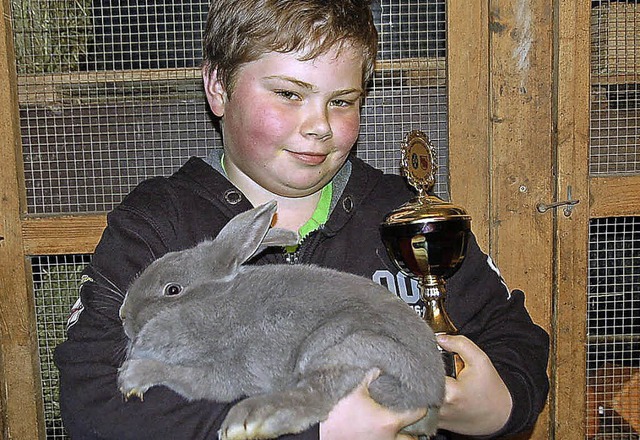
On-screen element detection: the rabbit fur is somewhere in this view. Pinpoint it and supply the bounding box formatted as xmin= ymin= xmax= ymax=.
xmin=118 ymin=201 xmax=445 ymax=440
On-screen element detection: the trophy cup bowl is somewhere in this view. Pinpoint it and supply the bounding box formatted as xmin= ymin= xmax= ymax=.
xmin=380 ymin=200 xmax=470 ymax=281
xmin=380 ymin=131 xmax=471 ymax=377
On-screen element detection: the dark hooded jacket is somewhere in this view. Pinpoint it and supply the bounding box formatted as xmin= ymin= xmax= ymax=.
xmin=55 ymin=154 xmax=549 ymax=439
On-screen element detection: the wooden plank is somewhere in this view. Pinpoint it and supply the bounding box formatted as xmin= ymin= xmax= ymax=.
xmin=488 ymin=1 xmax=554 ymax=438
xmin=488 ymin=1 xmax=555 ymax=314
xmin=17 ymin=58 xmax=446 ymax=106
xmin=16 ymin=58 xmax=444 ymax=86
xmin=554 ymin=1 xmax=591 ymax=439
xmin=19 ymin=67 xmax=202 ymax=86
xmin=17 ymin=68 xmax=203 ymax=106
xmin=0 ymin=0 xmax=45 ymax=437
xmin=447 ymin=0 xmax=490 ymax=251
xmin=22 ymin=215 xmax=107 ymax=255
xmin=592 ymin=73 xmax=640 ymax=85
xmin=590 ymin=175 xmax=640 ymax=218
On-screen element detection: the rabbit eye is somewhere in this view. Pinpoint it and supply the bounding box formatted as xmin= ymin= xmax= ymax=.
xmin=163 ymin=283 xmax=183 ymax=296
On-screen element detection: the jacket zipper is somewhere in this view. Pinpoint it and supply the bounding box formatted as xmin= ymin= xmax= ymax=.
xmin=284 ymin=226 xmax=324 ymax=264
xmin=284 ymin=249 xmax=300 ymax=265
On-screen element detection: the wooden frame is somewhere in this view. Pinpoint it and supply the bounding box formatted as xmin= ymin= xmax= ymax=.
xmin=553 ymin=1 xmax=590 ymax=438
xmin=449 ymin=1 xmax=555 ymax=438
xmin=0 ymin=0 xmax=45 ymax=437
xmin=448 ymin=1 xmax=491 ymax=251
xmin=590 ymin=175 xmax=640 ymax=218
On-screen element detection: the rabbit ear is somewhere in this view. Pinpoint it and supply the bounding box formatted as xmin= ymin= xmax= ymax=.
xmin=214 ymin=200 xmax=284 ymax=267
xmin=257 ymin=227 xmax=299 ymax=253
xmin=243 ymin=204 xmax=300 ymax=256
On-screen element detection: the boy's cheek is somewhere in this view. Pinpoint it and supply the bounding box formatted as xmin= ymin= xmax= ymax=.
xmin=339 ymin=115 xmax=363 ymax=144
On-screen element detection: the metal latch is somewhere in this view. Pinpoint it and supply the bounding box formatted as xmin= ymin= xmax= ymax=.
xmin=536 ymin=186 xmax=580 ymax=217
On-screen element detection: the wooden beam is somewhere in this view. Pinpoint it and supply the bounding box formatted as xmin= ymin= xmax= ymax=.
xmin=487 ymin=2 xmax=555 ymax=302
xmin=0 ymin=0 xmax=45 ymax=437
xmin=589 ymin=175 xmax=640 ymax=218
xmin=22 ymin=215 xmax=106 ymax=255
xmin=17 ymin=58 xmax=446 ymax=105
xmin=447 ymin=0 xmax=490 ymax=251
xmin=553 ymin=0 xmax=591 ymax=439
xmin=488 ymin=1 xmax=555 ymax=438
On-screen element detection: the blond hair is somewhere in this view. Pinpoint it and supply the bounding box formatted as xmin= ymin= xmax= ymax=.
xmin=203 ymin=0 xmax=378 ymax=93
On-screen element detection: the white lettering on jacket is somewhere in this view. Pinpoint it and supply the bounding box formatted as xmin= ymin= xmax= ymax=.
xmin=372 ymin=270 xmax=420 ymax=303
xmin=65 ymin=274 xmax=93 ymax=330
xmin=486 ymin=255 xmax=511 ymax=299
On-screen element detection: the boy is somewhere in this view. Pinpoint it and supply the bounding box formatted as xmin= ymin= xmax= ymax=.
xmin=55 ymin=0 xmax=549 ymax=438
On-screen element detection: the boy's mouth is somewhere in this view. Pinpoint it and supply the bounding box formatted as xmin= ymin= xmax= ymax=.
xmin=288 ymin=151 xmax=328 ymax=166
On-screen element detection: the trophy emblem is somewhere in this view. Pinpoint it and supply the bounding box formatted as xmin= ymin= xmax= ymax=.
xmin=380 ymin=130 xmax=471 ymax=377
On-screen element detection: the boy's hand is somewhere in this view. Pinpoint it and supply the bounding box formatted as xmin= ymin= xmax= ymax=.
xmin=320 ymin=369 xmax=427 ymax=440
xmin=436 ymin=335 xmax=513 ymax=436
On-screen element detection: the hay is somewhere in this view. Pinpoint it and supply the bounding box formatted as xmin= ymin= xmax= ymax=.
xmin=11 ymin=0 xmax=93 ymax=74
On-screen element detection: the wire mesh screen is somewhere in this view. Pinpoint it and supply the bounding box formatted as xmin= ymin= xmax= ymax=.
xmin=12 ymin=0 xmax=448 ymax=215
xmin=590 ymin=1 xmax=640 ymax=175
xmin=586 ymin=217 xmax=640 ymax=439
xmin=589 ymin=3 xmax=639 ymax=438
xmin=31 ymin=255 xmax=92 ymax=440
xmin=363 ymin=0 xmax=448 ymax=196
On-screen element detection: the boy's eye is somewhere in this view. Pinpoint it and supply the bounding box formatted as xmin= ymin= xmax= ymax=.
xmin=330 ymin=99 xmax=356 ymax=108
xmin=275 ymin=90 xmax=301 ymax=101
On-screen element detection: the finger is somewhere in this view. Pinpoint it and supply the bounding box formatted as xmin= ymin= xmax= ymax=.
xmin=441 ymin=376 xmax=459 ymax=406
xmin=398 ymin=406 xmax=428 ymax=422
xmin=356 ymin=368 xmax=383 ymax=399
xmin=436 ymin=335 xmax=482 ymax=366
xmin=395 ymin=406 xmax=429 ymax=435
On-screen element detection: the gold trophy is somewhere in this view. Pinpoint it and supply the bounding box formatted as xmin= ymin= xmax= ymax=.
xmin=380 ymin=130 xmax=470 ymax=377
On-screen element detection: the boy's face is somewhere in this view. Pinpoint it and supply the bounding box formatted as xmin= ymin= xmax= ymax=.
xmin=204 ymin=45 xmax=365 ymax=198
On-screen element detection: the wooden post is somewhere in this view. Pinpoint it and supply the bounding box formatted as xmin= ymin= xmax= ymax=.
xmin=488 ymin=1 xmax=554 ymax=438
xmin=553 ymin=0 xmax=590 ymax=438
xmin=448 ymin=1 xmax=491 ymax=251
xmin=0 ymin=0 xmax=45 ymax=437
xmin=450 ymin=0 xmax=556 ymax=438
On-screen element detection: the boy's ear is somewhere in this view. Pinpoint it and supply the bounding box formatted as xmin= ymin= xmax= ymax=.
xmin=202 ymin=66 xmax=227 ymax=117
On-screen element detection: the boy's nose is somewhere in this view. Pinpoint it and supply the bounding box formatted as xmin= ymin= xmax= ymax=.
xmin=302 ymin=106 xmax=333 ymax=141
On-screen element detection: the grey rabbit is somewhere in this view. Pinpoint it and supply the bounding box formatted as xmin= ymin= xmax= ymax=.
xmin=118 ymin=200 xmax=445 ymax=440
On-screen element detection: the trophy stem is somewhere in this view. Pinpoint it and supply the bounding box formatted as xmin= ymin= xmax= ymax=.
xmin=420 ymin=276 xmax=464 ymax=377
xmin=420 ymin=276 xmax=458 ymax=335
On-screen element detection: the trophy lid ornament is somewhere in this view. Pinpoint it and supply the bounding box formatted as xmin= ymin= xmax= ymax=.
xmin=385 ymin=130 xmax=471 ymax=226
xmin=402 ymin=129 xmax=437 ymax=196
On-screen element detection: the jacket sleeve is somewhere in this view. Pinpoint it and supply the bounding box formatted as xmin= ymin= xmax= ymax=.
xmin=446 ymin=233 xmax=550 ymax=437
xmin=54 ymin=201 xmax=320 ymax=440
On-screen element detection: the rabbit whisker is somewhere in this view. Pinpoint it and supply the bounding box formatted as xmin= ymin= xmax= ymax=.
xmin=91 ymin=267 xmax=126 ymax=299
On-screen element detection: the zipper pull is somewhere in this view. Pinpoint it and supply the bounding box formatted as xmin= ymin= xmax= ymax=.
xmin=285 ymin=250 xmax=300 ymax=265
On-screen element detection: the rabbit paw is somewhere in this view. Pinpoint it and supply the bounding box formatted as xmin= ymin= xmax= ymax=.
xmin=219 ymin=395 xmax=321 ymax=440
xmin=117 ymin=358 xmax=164 ymax=401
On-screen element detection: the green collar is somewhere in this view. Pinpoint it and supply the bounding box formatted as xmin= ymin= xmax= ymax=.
xmin=286 ymin=182 xmax=333 ymax=252
xmin=298 ymin=182 xmax=333 ymax=239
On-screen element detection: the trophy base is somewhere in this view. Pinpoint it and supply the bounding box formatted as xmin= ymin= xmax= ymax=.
xmin=440 ymin=348 xmax=464 ymax=378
